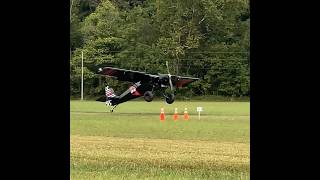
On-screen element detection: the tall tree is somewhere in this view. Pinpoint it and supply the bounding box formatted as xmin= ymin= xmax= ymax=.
xmin=70 ymin=0 xmax=250 ymax=98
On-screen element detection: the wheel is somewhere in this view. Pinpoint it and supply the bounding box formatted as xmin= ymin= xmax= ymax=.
xmin=144 ymin=91 xmax=154 ymax=102
xmin=165 ymin=93 xmax=175 ymax=104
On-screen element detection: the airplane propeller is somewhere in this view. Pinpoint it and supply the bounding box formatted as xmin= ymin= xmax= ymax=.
xmin=166 ymin=61 xmax=174 ymax=92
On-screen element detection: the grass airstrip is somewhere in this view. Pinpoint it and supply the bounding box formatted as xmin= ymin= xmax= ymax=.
xmin=70 ymin=100 xmax=250 ymax=179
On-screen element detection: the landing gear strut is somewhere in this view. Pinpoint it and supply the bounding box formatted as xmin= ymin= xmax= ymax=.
xmin=110 ymin=105 xmax=118 ymax=113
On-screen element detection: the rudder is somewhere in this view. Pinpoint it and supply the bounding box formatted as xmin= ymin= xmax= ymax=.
xmin=105 ymin=86 xmax=118 ymax=106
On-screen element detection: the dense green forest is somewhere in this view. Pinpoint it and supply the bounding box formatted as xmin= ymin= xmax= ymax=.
xmin=70 ymin=0 xmax=250 ymax=98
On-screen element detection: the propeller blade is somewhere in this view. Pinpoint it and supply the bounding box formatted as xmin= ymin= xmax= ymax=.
xmin=165 ymin=61 xmax=173 ymax=91
xmin=166 ymin=61 xmax=170 ymax=74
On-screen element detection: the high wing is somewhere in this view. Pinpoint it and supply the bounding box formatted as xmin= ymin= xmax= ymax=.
xmin=157 ymin=74 xmax=199 ymax=88
xmin=171 ymin=76 xmax=199 ymax=88
xmin=98 ymin=67 xmax=199 ymax=88
xmin=98 ymin=67 xmax=156 ymax=83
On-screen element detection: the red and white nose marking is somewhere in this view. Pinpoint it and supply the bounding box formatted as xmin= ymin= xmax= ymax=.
xmin=130 ymin=86 xmax=136 ymax=94
xmin=129 ymin=85 xmax=140 ymax=96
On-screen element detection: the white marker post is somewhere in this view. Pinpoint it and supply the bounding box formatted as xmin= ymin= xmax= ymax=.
xmin=197 ymin=107 xmax=203 ymax=120
xmin=81 ymin=51 xmax=84 ymax=101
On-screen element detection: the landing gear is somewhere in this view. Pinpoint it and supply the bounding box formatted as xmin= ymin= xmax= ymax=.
xmin=110 ymin=105 xmax=118 ymax=113
xmin=165 ymin=93 xmax=175 ymax=104
xmin=144 ymin=91 xmax=154 ymax=102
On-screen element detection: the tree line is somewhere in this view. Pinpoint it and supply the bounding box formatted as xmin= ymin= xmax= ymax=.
xmin=70 ymin=0 xmax=250 ymax=98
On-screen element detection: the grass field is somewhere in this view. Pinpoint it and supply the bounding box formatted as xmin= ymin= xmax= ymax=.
xmin=70 ymin=100 xmax=250 ymax=179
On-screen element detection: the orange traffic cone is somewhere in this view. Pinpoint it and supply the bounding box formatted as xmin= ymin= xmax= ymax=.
xmin=183 ymin=108 xmax=189 ymax=121
xmin=173 ymin=108 xmax=179 ymax=121
xmin=160 ymin=107 xmax=165 ymax=121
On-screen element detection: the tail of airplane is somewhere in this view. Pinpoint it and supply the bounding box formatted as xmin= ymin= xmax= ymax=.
xmin=105 ymin=86 xmax=116 ymax=99
xmin=105 ymin=86 xmax=119 ymax=106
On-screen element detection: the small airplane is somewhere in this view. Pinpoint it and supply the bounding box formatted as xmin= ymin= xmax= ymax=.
xmin=96 ymin=62 xmax=199 ymax=112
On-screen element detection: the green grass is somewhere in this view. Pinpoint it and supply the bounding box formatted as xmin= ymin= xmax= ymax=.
xmin=71 ymin=100 xmax=250 ymax=179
